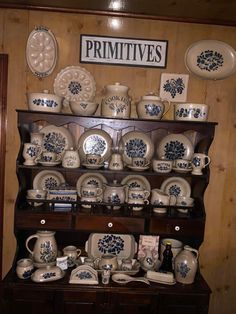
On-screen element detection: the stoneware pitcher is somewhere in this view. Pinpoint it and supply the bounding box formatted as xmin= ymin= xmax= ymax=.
xmin=174 ymin=245 xmax=199 ymax=284
xmin=25 ymin=230 xmax=58 ymax=264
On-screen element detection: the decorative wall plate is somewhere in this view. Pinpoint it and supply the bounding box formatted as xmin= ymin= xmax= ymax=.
xmin=157 ymin=133 xmax=194 ymax=160
xmin=78 ymin=129 xmax=113 ymax=162
xmin=76 ymin=173 xmax=107 ymax=196
xmin=85 ymin=233 xmax=137 ymax=259
xmin=53 ymin=65 xmax=96 ymax=101
xmin=160 ymin=73 xmax=189 ymax=102
xmin=119 ymin=131 xmax=154 ymax=165
xmin=121 ymin=175 xmax=151 ymax=192
xmin=26 ymin=26 xmax=58 ymax=78
xmin=33 ymin=170 xmax=65 ymax=190
xmin=185 ymin=40 xmax=236 ymax=80
xmin=160 ymin=177 xmax=191 ymax=198
xmin=39 ymin=125 xmax=74 ymax=155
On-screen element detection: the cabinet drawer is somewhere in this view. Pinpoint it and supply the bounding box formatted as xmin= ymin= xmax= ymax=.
xmin=149 ymin=218 xmax=205 ymax=236
xmin=75 ymin=215 xmax=145 ymax=233
xmin=15 ymin=212 xmax=72 ymax=230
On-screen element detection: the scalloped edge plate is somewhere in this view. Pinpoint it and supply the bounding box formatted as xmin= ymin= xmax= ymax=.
xmin=33 ymin=170 xmax=65 ymax=190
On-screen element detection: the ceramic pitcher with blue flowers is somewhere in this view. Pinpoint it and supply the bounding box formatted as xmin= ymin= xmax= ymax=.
xmin=174 ymin=245 xmax=198 ymax=284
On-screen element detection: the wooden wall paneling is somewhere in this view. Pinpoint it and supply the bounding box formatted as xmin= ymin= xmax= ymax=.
xmin=0 ymin=54 xmax=8 ymax=279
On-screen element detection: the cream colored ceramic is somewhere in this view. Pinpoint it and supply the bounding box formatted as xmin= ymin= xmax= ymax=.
xmin=80 ymin=195 xmax=102 ymax=208
xmin=69 ymin=101 xmax=98 ymax=116
xmin=151 ymin=188 xmax=176 ymax=213
xmin=31 ymin=265 xmax=65 ymax=282
xmin=16 ymin=258 xmax=34 ymax=279
xmin=96 ymin=253 xmax=118 ymax=271
xmin=127 ymin=197 xmax=149 ymax=211
xmin=108 ymin=153 xmax=124 ymax=170
xmin=101 ymin=82 xmax=131 ymax=118
xmin=103 ymin=180 xmax=127 ymax=209
xmin=132 ymin=157 xmax=150 ymax=168
xmin=27 ymin=90 xmax=62 ymax=113
xmin=81 ymin=183 xmax=103 ymax=198
xmin=176 ymin=196 xmax=194 ymax=207
xmin=22 ymin=143 xmax=42 ymax=166
xmin=136 ymin=93 xmax=170 ymax=120
xmin=84 ymin=257 xmax=96 ymax=268
xmin=62 ymin=148 xmax=80 ymax=168
xmin=152 ymin=159 xmax=173 ymax=173
xmin=40 ymin=151 xmax=61 ymax=163
xmin=121 ymin=258 xmax=133 ymax=271
xmin=63 ymin=245 xmax=81 ymax=267
xmin=30 ymin=132 xmax=44 ymax=147
xmin=127 ymin=186 xmax=150 ymax=202
xmin=174 ymin=245 xmax=199 ymax=284
xmin=86 ymin=153 xmax=104 ymax=165
xmin=191 ymin=153 xmax=211 ymax=175
xmin=174 ymin=103 xmax=209 ymax=121
xmin=140 ymin=248 xmax=155 ymax=270
xmin=26 ymin=189 xmax=47 ymax=207
xmin=25 ymin=230 xmax=58 ymax=265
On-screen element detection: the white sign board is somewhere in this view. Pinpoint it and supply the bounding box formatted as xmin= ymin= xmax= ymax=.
xmin=80 ymin=34 xmax=168 ymax=68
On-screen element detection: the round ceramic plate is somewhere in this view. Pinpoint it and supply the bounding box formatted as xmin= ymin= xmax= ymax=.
xmin=26 ymin=26 xmax=58 ymax=78
xmin=76 ymin=173 xmax=108 ymax=196
xmin=160 ymin=177 xmax=191 ymax=198
xmin=119 ymin=131 xmax=154 ymax=165
xmin=53 ymin=65 xmax=96 ymax=101
xmin=39 ymin=125 xmax=75 ymax=155
xmin=157 ymin=133 xmax=194 ymax=161
xmin=78 ymin=129 xmax=113 ymax=162
xmin=185 ymin=39 xmax=236 ymax=80
xmin=33 ymin=170 xmax=65 ymax=190
xmin=121 ymin=175 xmax=151 ymax=192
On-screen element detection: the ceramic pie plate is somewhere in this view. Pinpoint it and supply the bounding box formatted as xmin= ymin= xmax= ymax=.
xmin=185 ymin=39 xmax=236 ymax=80
xmin=121 ymin=175 xmax=151 ymax=192
xmin=76 ymin=173 xmax=107 ymax=196
xmin=157 ymin=133 xmax=194 ymax=161
xmin=119 ymin=131 xmax=154 ymax=165
xmin=33 ymin=170 xmax=65 ymax=190
xmin=40 ymin=125 xmax=75 ymax=156
xmin=160 ymin=177 xmax=191 ymax=200
xmin=26 ymin=26 xmax=57 ymax=78
xmin=53 ymin=65 xmax=96 ymax=101
xmin=85 ymin=233 xmax=137 ymax=259
xmin=78 ymin=129 xmax=113 ymax=162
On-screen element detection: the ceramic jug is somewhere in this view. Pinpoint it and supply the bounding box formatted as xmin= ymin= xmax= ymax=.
xmin=62 ymin=147 xmax=80 ymax=168
xmin=96 ymin=253 xmax=118 ymax=271
xmin=25 ymin=230 xmax=58 ymax=264
xmin=174 ymin=245 xmax=199 ymax=284
xmin=101 ymin=82 xmax=131 ymax=118
xmin=108 ymin=153 xmax=124 ymax=170
xmin=103 ymin=180 xmax=127 ymax=209
xmin=136 ymin=92 xmax=170 ymax=120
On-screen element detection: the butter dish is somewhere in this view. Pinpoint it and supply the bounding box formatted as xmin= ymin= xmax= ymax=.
xmin=31 ymin=265 xmax=65 ymax=283
xmin=146 ymin=270 xmax=176 ymax=285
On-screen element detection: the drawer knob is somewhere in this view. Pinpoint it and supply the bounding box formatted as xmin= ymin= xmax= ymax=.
xmin=40 ymin=219 xmax=46 ymax=225
xmin=108 ymin=222 xmax=113 ymax=228
xmin=175 ymin=225 xmax=180 ymax=231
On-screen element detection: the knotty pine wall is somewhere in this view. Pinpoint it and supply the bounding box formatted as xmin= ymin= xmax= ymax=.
xmin=0 ymin=8 xmax=236 ymax=314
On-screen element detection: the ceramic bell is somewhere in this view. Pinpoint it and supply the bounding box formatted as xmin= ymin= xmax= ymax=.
xmin=108 ymin=153 xmax=124 ymax=170
xmin=62 ymin=147 xmax=80 ymax=168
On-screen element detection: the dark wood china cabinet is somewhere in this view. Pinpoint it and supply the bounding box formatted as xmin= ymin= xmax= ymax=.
xmin=1 ymin=109 xmax=217 ymax=314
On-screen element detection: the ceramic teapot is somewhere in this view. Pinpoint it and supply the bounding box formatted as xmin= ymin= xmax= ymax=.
xmin=25 ymin=230 xmax=58 ymax=265
xmin=174 ymin=245 xmax=199 ymax=284
xmin=101 ymin=82 xmax=131 ymax=118
xmin=103 ymin=180 xmax=127 ymax=209
xmin=136 ymin=92 xmax=170 ymax=120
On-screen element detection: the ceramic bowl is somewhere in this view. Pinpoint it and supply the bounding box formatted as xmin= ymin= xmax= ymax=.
xmin=69 ymin=101 xmax=98 ymax=116
xmin=27 ymin=90 xmax=63 ymax=113
xmin=174 ymin=103 xmax=209 ymax=121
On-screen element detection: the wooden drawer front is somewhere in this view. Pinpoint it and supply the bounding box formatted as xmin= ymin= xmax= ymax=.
xmin=75 ymin=216 xmax=145 ymax=233
xmin=149 ymin=219 xmax=205 ymax=237
xmin=15 ymin=212 xmax=72 ymax=230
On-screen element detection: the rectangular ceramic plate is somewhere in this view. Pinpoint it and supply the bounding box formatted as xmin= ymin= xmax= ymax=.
xmin=85 ymin=233 xmax=137 ymax=259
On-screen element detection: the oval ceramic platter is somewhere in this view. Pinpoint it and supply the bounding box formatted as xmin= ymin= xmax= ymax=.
xmin=53 ymin=65 xmax=96 ymax=102
xmin=119 ymin=131 xmax=154 ymax=165
xmin=157 ymin=133 xmax=194 ymax=161
xmin=33 ymin=170 xmax=65 ymax=190
xmin=78 ymin=129 xmax=113 ymax=162
xmin=76 ymin=173 xmax=108 ymax=196
xmin=121 ymin=175 xmax=151 ymax=192
xmin=26 ymin=26 xmax=58 ymax=78
xmin=185 ymin=40 xmax=236 ymax=80
xmin=39 ymin=125 xmax=75 ymax=155
xmin=160 ymin=177 xmax=191 ymax=199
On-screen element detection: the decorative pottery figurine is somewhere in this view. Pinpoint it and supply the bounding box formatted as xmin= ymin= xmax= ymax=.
xmin=101 ymin=82 xmax=131 ymax=118
xmin=103 ymin=180 xmax=127 ymax=209
xmin=25 ymin=230 xmax=58 ymax=265
xmin=174 ymin=245 xmax=199 ymax=284
xmin=108 ymin=153 xmax=124 ymax=170
xmin=62 ymin=147 xmax=80 ymax=168
xmin=136 ymin=92 xmax=170 ymax=120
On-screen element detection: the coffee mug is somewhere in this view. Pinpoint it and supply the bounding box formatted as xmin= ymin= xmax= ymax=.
xmin=41 ymin=151 xmax=60 ymax=162
xmin=86 ymin=154 xmax=104 ymax=165
xmin=132 ymin=157 xmax=149 ymax=168
xmin=81 ymin=184 xmax=103 ymax=198
xmin=127 ymin=187 xmax=150 ymax=201
xmin=96 ymin=253 xmax=118 ymax=271
xmin=191 ymin=153 xmax=211 ymax=175
xmin=63 ymin=245 xmax=81 ymax=267
xmin=174 ymin=159 xmax=192 ymax=170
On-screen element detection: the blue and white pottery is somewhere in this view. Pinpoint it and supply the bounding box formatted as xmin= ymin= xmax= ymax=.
xmin=27 ymin=90 xmax=63 ymax=113
xmin=137 ymin=93 xmax=170 ymax=120
xmin=174 ymin=103 xmax=209 ymax=121
xmin=16 ymin=258 xmax=34 ymax=279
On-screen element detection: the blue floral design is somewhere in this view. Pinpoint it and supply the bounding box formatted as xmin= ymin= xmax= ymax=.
xmin=108 ymin=194 xmax=120 ymax=204
xmin=44 ymin=177 xmax=59 ymax=190
xmin=164 ymin=140 xmax=186 ymax=160
xmin=176 ymin=108 xmax=206 ymax=119
xmin=23 ymin=269 xmax=33 ymax=279
xmin=197 ymin=50 xmax=224 ymax=72
xmin=168 ymin=184 xmax=181 ymax=197
xmin=163 ymin=78 xmax=185 ymax=98
xmin=26 ymin=146 xmax=37 ymax=157
xmin=84 ymin=136 xmax=106 ymax=155
xmin=43 ymin=132 xmax=66 ymax=154
xmin=125 ymin=138 xmax=147 ymax=158
xmin=40 ymin=241 xmax=56 ymax=263
xmin=98 ymin=234 xmax=124 ymax=254
xmin=144 ymin=104 xmax=162 ymax=116
xmin=192 ymin=156 xmax=201 ymax=167
xmin=42 ymin=272 xmax=56 ymax=279
xmin=68 ymin=81 xmax=82 ymax=95
xmin=77 ymin=271 xmax=93 ymax=280
xmin=176 ymin=262 xmax=191 ymax=278
xmin=32 ymin=99 xmax=59 ymax=108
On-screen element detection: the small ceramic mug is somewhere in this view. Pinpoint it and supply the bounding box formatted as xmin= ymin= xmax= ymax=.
xmin=16 ymin=258 xmax=34 ymax=279
xmin=86 ymin=154 xmax=104 ymax=165
xmin=22 ymin=143 xmax=42 ymax=166
xmin=81 ymin=184 xmax=103 ymax=198
xmin=96 ymin=253 xmax=118 ymax=271
xmin=128 ymin=187 xmax=150 ymax=201
xmin=174 ymin=159 xmax=192 ymax=170
xmin=41 ymin=151 xmax=60 ymax=162
xmin=63 ymin=245 xmax=81 ymax=267
xmin=191 ymin=153 xmax=211 ymax=175
xmin=132 ymin=157 xmax=149 ymax=168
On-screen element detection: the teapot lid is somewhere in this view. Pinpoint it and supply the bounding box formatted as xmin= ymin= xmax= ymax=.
xmin=105 ymin=82 xmax=129 ymax=91
xmin=105 ymin=180 xmax=123 ymax=187
xmin=141 ymin=92 xmax=161 ymax=100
